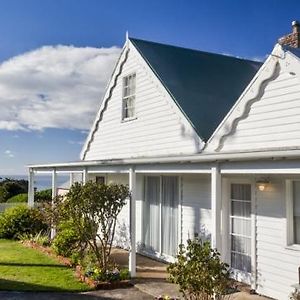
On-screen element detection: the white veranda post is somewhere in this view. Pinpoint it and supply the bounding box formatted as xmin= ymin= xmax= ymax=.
xmin=82 ymin=168 xmax=88 ymax=184
xmin=51 ymin=169 xmax=57 ymax=239
xmin=211 ymin=165 xmax=222 ymax=251
xmin=28 ymin=169 xmax=35 ymax=207
xmin=129 ymin=167 xmax=136 ymax=277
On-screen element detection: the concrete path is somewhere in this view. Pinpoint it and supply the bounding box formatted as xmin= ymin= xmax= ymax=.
xmin=0 ymin=287 xmax=153 ymax=300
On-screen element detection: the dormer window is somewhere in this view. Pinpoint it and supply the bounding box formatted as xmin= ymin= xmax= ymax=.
xmin=122 ymin=73 xmax=136 ymax=120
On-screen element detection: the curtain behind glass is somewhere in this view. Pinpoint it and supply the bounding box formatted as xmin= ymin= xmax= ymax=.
xmin=162 ymin=176 xmax=179 ymax=256
xmin=142 ymin=176 xmax=160 ymax=252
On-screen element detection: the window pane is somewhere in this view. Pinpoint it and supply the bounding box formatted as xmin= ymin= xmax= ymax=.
xmin=124 ymin=86 xmax=129 ymax=97
xmin=96 ymin=176 xmax=105 ymax=184
xmin=231 ymin=200 xmax=251 ymax=217
xmin=231 ymin=184 xmax=251 ymax=201
xmin=122 ymin=74 xmax=136 ymax=119
xmin=231 ymin=218 xmax=251 ymax=236
xmin=231 ymin=235 xmax=251 ymax=254
xmin=231 ymin=252 xmax=251 ymax=273
xmin=294 ymin=182 xmax=300 ymax=244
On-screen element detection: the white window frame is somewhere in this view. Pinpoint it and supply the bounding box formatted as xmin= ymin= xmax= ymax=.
xmin=286 ymin=179 xmax=300 ymax=249
xmin=223 ymin=178 xmax=255 ymax=287
xmin=122 ymin=73 xmax=136 ymax=121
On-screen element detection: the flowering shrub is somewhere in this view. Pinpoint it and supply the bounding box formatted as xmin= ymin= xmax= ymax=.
xmin=84 ymin=265 xmax=130 ymax=282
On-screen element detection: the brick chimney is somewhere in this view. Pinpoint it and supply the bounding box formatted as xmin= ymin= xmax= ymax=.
xmin=278 ymin=21 xmax=300 ymax=48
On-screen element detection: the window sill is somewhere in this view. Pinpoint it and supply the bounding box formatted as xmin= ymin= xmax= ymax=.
xmin=121 ymin=117 xmax=137 ymax=123
xmin=285 ymin=244 xmax=300 ymax=252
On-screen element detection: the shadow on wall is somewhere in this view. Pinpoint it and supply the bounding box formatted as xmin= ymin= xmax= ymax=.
xmin=180 ymin=124 xmax=203 ymax=153
xmin=114 ymin=221 xmax=130 ymax=250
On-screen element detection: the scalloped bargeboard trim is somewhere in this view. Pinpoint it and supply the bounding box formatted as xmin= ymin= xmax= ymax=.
xmin=214 ymin=59 xmax=280 ymax=152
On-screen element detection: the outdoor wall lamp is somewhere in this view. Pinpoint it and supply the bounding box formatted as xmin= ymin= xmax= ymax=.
xmin=256 ymin=178 xmax=270 ymax=191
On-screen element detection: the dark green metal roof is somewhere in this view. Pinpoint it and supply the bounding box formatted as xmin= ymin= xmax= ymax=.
xmin=130 ymin=38 xmax=262 ymax=141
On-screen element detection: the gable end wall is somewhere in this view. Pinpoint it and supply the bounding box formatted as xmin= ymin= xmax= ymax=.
xmin=83 ymin=42 xmax=204 ymax=161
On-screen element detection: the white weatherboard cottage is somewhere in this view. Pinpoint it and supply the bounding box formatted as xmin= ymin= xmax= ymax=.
xmin=28 ymin=22 xmax=300 ymax=299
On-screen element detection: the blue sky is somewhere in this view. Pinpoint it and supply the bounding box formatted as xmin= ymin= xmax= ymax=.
xmin=0 ymin=0 xmax=300 ymax=174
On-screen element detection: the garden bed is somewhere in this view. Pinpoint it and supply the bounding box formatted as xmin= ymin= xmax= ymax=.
xmin=23 ymin=241 xmax=132 ymax=290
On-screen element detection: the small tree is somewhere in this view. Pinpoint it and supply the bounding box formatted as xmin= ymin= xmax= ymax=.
xmin=51 ymin=181 xmax=130 ymax=272
xmin=167 ymin=238 xmax=231 ymax=300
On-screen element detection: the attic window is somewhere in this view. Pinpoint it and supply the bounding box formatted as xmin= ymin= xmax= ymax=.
xmin=122 ymin=74 xmax=136 ymax=120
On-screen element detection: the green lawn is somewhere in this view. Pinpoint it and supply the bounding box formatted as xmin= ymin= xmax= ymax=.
xmin=0 ymin=239 xmax=90 ymax=292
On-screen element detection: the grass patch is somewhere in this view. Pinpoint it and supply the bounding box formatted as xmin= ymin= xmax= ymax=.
xmin=0 ymin=239 xmax=90 ymax=292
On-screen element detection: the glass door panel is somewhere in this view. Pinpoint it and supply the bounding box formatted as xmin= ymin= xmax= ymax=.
xmin=142 ymin=176 xmax=160 ymax=252
xmin=230 ymin=183 xmax=251 ymax=273
xmin=162 ymin=176 xmax=179 ymax=256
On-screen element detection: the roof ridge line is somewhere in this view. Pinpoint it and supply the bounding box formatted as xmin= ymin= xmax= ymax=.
xmin=129 ymin=37 xmax=262 ymax=64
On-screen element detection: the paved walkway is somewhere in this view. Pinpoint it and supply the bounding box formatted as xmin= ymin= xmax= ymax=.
xmin=0 ymin=288 xmax=153 ymax=300
xmin=111 ymin=248 xmax=271 ymax=300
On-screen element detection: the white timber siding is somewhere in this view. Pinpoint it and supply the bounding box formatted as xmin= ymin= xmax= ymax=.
xmin=206 ymin=48 xmax=300 ymax=153
xmin=219 ymin=69 xmax=300 ymax=152
xmin=83 ymin=41 xmax=203 ymax=160
xmin=181 ymin=174 xmax=211 ymax=243
xmin=256 ymin=177 xmax=300 ymax=300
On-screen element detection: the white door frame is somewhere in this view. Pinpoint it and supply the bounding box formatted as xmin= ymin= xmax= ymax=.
xmin=222 ymin=177 xmax=256 ymax=287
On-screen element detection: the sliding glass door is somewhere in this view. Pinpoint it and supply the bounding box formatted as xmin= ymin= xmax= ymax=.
xmin=142 ymin=176 xmax=179 ymax=257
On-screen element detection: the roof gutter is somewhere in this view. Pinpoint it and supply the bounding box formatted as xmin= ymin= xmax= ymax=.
xmin=28 ymin=148 xmax=300 ymax=169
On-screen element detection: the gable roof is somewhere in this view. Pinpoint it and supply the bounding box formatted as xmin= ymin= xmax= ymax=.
xmin=130 ymin=38 xmax=262 ymax=141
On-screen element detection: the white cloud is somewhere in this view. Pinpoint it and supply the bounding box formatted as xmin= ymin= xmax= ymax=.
xmin=68 ymin=140 xmax=84 ymax=145
xmin=0 ymin=45 xmax=121 ymax=131
xmin=4 ymin=150 xmax=14 ymax=158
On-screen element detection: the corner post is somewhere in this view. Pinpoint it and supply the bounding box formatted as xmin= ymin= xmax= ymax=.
xmin=82 ymin=167 xmax=88 ymax=184
xmin=211 ymin=165 xmax=222 ymax=251
xmin=129 ymin=167 xmax=136 ymax=277
xmin=51 ymin=169 xmax=57 ymax=239
xmin=69 ymin=173 xmax=74 ymax=188
xmin=28 ymin=168 xmax=35 ymax=207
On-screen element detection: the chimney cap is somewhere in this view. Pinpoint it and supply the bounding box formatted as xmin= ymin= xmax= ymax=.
xmin=292 ymin=20 xmax=300 ymax=27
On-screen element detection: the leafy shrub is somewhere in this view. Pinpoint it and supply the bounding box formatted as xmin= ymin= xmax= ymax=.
xmin=52 ymin=220 xmax=86 ymax=258
xmin=167 ymin=238 xmax=231 ymax=300
xmin=50 ymin=181 xmax=130 ymax=272
xmin=6 ymin=193 xmax=28 ymax=203
xmin=0 ymin=178 xmax=28 ymax=202
xmin=0 ymin=205 xmax=48 ymax=239
xmin=35 ymin=189 xmax=52 ymax=203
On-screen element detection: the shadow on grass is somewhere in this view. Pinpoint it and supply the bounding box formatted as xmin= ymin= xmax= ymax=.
xmin=0 ymin=279 xmax=117 ymax=299
xmin=0 ymin=278 xmax=89 ymax=293
xmin=0 ymin=262 xmax=68 ymax=268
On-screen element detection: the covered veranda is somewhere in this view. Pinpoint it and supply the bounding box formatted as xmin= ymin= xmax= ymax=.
xmin=27 ymin=149 xmax=300 ymax=278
